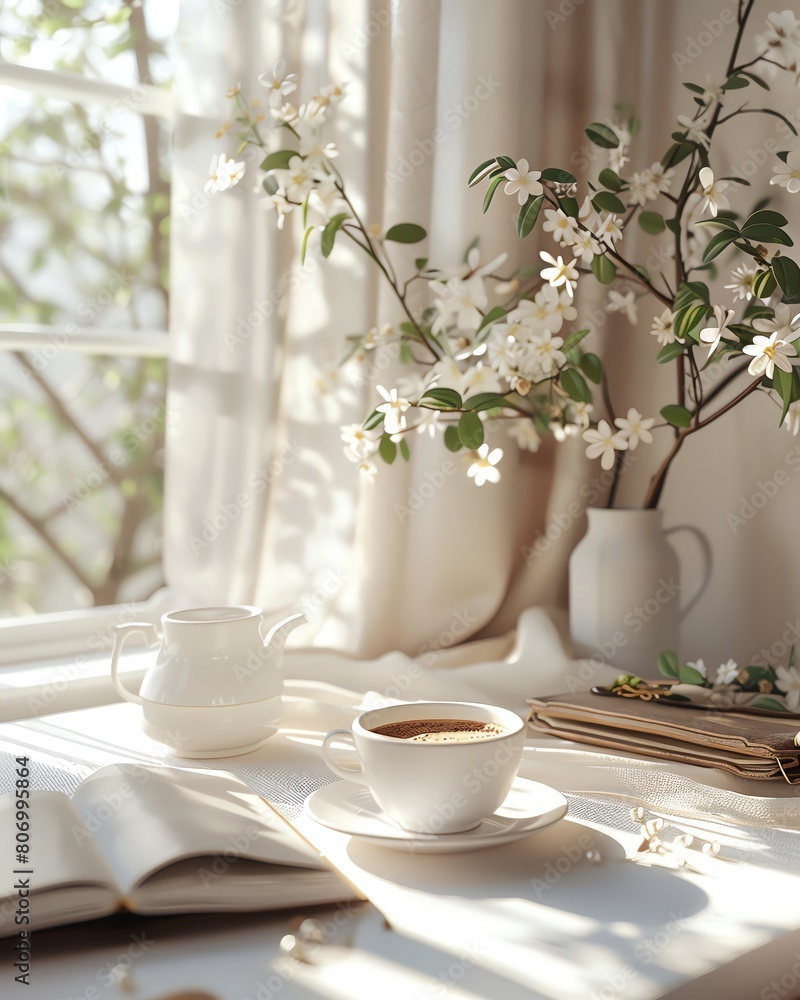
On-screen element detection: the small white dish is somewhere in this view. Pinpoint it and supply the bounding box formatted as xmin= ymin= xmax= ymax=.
xmin=304 ymin=776 xmax=568 ymax=853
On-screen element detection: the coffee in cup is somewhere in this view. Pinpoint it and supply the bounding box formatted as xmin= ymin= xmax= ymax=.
xmin=321 ymin=701 xmax=524 ymax=834
xmin=370 ymin=719 xmax=508 ymax=742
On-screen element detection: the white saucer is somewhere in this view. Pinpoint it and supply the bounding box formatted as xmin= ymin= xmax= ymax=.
xmin=304 ymin=776 xmax=568 ymax=853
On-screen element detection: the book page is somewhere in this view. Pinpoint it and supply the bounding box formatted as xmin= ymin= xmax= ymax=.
xmin=0 ymin=791 xmax=118 ymax=935
xmin=70 ymin=764 xmax=343 ymax=902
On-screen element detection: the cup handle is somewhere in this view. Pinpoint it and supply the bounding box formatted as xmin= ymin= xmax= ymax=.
xmin=110 ymin=622 xmax=159 ymax=706
xmin=665 ymin=525 xmax=713 ymax=619
xmin=321 ymin=730 xmax=369 ymax=784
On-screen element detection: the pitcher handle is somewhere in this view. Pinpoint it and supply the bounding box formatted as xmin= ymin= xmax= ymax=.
xmin=110 ymin=622 xmax=158 ymax=705
xmin=665 ymin=525 xmax=712 ymax=618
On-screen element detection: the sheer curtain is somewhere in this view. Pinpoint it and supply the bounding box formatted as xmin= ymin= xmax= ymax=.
xmin=166 ymin=0 xmax=800 ymax=671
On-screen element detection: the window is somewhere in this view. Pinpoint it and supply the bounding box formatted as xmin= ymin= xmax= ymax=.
xmin=0 ymin=0 xmax=178 ymax=617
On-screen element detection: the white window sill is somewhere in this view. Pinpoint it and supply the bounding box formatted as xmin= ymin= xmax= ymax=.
xmin=0 ymin=587 xmax=189 ymax=722
xmin=0 ymin=650 xmax=151 ymax=723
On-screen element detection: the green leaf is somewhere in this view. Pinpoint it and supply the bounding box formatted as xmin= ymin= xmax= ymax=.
xmin=661 ymin=142 xmax=694 ymax=170
xmin=476 ymin=306 xmax=508 ymax=341
xmin=562 ymin=328 xmax=591 ymax=352
xmin=421 ymin=387 xmax=463 ymax=409
xmin=444 ymin=425 xmax=463 ymax=452
xmin=723 ymin=74 xmax=750 ymax=90
xmin=738 ymin=70 xmax=770 ymax=90
xmin=561 ymin=196 xmax=579 ymax=218
xmin=540 ymin=167 xmax=577 ymax=185
xmin=468 ymin=157 xmax=497 ymax=187
xmin=751 ymin=696 xmax=790 ymax=713
xmin=260 ymin=149 xmax=299 ymax=172
xmin=482 ymin=175 xmax=504 ymax=214
xmin=773 ymin=256 xmax=800 ymax=301
xmin=496 ymin=155 xmax=517 ymax=170
xmin=675 ymin=303 xmax=712 ymax=340
xmin=585 ymin=122 xmax=620 ymax=148
xmin=300 ymin=225 xmax=315 ymax=265
xmin=385 ymin=223 xmax=427 ymax=244
xmin=321 ymin=213 xmax=350 ymax=258
xmin=379 ymin=434 xmax=397 ymax=464
xmin=262 ymin=174 xmax=279 ymax=196
xmin=755 ymin=109 xmax=798 ymax=136
xmin=678 ymin=663 xmax=707 ymax=685
xmin=661 ymin=404 xmax=692 ymax=428
xmin=363 ymin=409 xmax=385 ymax=431
xmin=517 ymin=194 xmax=544 ymax=239
xmin=695 ymin=216 xmax=740 ymax=231
xmin=458 ymin=411 xmax=484 ymax=449
xmin=682 ymin=83 xmax=706 ymax=94
xmin=702 ymin=229 xmax=740 ymax=263
xmin=598 ymin=168 xmax=623 ymax=192
xmin=752 ymin=269 xmax=777 ymax=300
xmin=399 ymin=438 xmax=410 ymax=461
xmin=745 ymin=210 xmax=790 ymax=229
xmin=580 ymin=353 xmax=602 ymax=384
xmin=462 ymin=392 xmax=508 ymax=412
xmin=638 ymin=211 xmax=666 ymax=235
xmin=740 ymin=223 xmax=794 ymax=247
xmin=591 ymin=254 xmax=617 ymax=284
xmin=592 ymin=191 xmax=626 ymax=215
xmin=774 ymin=366 xmax=796 ymax=424
xmin=657 ymin=342 xmax=686 ymax=364
xmin=415 ymin=257 xmax=429 ymax=271
xmin=560 ymin=368 xmax=592 ymax=404
xmin=658 ymin=650 xmax=679 ymax=679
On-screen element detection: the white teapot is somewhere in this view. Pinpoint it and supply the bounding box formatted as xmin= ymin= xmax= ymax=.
xmin=110 ymin=606 xmax=306 ymax=757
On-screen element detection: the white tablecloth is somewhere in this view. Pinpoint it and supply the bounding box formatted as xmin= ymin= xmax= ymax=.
xmin=2 ymin=676 xmax=800 ymax=1000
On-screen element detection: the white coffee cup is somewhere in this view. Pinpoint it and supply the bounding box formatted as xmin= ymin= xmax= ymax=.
xmin=321 ymin=701 xmax=525 ymax=835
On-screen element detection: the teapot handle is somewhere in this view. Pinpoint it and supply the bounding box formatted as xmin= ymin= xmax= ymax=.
xmin=110 ymin=622 xmax=158 ymax=705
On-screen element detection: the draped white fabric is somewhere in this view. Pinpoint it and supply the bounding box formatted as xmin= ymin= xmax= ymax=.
xmin=166 ymin=0 xmax=800 ymax=669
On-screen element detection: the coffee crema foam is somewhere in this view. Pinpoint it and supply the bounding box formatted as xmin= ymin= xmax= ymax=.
xmin=370 ymin=719 xmax=507 ymax=742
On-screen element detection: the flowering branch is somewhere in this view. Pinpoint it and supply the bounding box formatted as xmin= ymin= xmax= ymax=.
xmin=209 ymin=8 xmax=800 ymax=499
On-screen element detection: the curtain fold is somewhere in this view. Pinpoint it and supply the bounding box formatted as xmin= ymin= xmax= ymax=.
xmin=166 ymin=0 xmax=800 ymax=669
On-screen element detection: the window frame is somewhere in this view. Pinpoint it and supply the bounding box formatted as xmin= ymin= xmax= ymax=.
xmin=0 ymin=53 xmax=175 ymax=652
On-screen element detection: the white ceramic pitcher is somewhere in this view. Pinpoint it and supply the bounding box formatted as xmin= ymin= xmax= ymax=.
xmin=569 ymin=509 xmax=711 ymax=675
xmin=110 ymin=606 xmax=306 ymax=757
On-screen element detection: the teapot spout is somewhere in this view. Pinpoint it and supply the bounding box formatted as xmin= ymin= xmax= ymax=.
xmin=262 ymin=612 xmax=307 ymax=658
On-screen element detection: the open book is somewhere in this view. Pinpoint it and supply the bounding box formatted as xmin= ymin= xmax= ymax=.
xmin=0 ymin=762 xmax=357 ymax=935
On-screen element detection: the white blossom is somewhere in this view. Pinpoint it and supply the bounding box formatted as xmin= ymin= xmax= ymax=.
xmin=607 ymin=289 xmax=638 ymax=324
xmin=715 ymin=659 xmax=739 ymax=685
xmin=776 ymin=664 xmax=800 ymax=711
xmin=539 ymin=251 xmax=579 ymax=298
xmin=341 ymin=424 xmax=380 ymax=461
xmin=582 ymin=419 xmax=628 ymax=471
xmin=258 ymin=60 xmax=298 ymax=107
xmin=771 ymin=150 xmax=800 ymax=193
xmin=375 ymin=384 xmax=410 ymax=434
xmin=651 ymin=309 xmax=678 ymax=346
xmin=614 ymin=408 xmax=654 ymax=450
xmin=699 ymin=305 xmax=736 ymax=358
xmin=753 ymin=303 xmax=800 ymax=340
xmin=502 ymin=158 xmax=543 ymax=205
xmin=697 ymin=167 xmax=730 ymax=218
xmin=742 ymin=331 xmax=797 ymax=379
xmin=507 ymin=419 xmax=541 ymax=452
xmin=467 ymin=444 xmax=503 ymax=485
xmin=687 ymin=658 xmax=707 ymax=679
xmin=543 ymin=208 xmax=579 ymax=246
xmin=784 ymin=400 xmax=800 ymax=436
xmin=725 ymin=264 xmax=757 ymax=302
xmin=205 ymin=153 xmax=245 ymax=194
